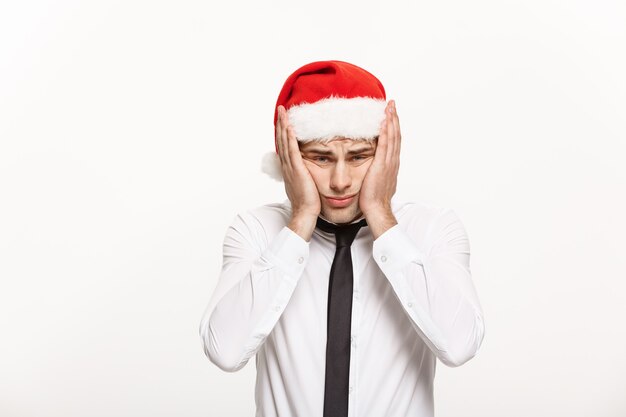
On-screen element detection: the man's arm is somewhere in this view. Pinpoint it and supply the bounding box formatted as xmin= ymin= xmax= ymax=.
xmin=373 ymin=207 xmax=485 ymax=367
xmin=361 ymin=101 xmax=484 ymax=366
xmin=198 ymin=211 xmax=310 ymax=372
xmin=199 ymin=106 xmax=319 ymax=372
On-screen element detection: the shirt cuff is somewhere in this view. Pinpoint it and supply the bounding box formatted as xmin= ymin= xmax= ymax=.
xmin=261 ymin=226 xmax=310 ymax=284
xmin=372 ymin=224 xmax=426 ymax=275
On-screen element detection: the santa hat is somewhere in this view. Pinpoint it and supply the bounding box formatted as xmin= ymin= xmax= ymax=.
xmin=262 ymin=60 xmax=387 ymax=181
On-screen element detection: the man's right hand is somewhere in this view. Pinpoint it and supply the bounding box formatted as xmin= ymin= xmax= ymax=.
xmin=276 ymin=105 xmax=320 ymax=241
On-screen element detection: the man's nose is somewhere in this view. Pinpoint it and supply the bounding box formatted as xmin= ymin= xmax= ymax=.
xmin=330 ymin=162 xmax=352 ymax=192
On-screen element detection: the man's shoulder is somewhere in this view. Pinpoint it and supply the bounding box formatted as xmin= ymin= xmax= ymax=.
xmin=391 ymin=197 xmax=448 ymax=222
xmin=220 ymin=200 xmax=293 ymax=251
xmin=241 ymin=199 xmax=292 ymax=221
xmin=391 ymin=198 xmax=468 ymax=246
xmin=228 ymin=200 xmax=292 ymax=235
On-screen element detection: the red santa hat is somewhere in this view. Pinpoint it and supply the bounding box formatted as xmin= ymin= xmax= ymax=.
xmin=262 ymin=60 xmax=387 ymax=181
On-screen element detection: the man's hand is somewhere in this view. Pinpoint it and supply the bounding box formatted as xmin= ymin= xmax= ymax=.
xmin=359 ymin=100 xmax=401 ymax=239
xmin=276 ymin=105 xmax=321 ymax=241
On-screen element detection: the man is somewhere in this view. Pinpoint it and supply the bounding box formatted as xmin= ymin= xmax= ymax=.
xmin=199 ymin=60 xmax=485 ymax=417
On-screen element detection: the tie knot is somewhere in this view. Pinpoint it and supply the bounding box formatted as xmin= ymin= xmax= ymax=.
xmin=316 ymin=217 xmax=367 ymax=247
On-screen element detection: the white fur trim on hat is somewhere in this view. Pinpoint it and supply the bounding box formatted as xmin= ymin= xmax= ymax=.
xmin=287 ymin=96 xmax=387 ymax=142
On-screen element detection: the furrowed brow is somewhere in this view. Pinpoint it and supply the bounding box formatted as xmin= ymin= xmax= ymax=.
xmin=302 ymin=146 xmax=374 ymax=156
xmin=347 ymin=147 xmax=374 ymax=155
xmin=303 ymin=149 xmax=333 ymax=156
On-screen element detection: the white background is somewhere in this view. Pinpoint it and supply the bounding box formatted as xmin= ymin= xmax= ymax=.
xmin=1 ymin=0 xmax=625 ymax=416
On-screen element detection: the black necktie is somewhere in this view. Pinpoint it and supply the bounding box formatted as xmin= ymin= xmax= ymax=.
xmin=316 ymin=216 xmax=368 ymax=417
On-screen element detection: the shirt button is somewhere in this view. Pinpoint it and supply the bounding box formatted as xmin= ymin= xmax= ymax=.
xmin=380 ymin=255 xmax=387 ymax=262
xmin=407 ymin=302 xmax=413 ymax=308
xmin=349 ymin=386 xmax=353 ymax=394
xmin=297 ymin=256 xmax=304 ymax=264
xmin=274 ymin=305 xmax=281 ymax=311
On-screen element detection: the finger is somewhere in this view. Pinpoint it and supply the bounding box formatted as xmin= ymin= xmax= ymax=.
xmin=280 ymin=107 xmax=292 ymax=168
xmin=392 ymin=100 xmax=401 ymax=139
xmin=275 ymin=106 xmax=284 ymax=159
xmin=276 ymin=107 xmax=292 ymax=170
xmin=286 ymin=124 xmax=301 ymax=167
xmin=375 ymin=119 xmax=388 ymax=164
xmin=393 ymin=101 xmax=402 ymax=165
xmin=375 ymin=102 xmax=392 ymax=163
xmin=385 ymin=101 xmax=396 ymax=166
xmin=392 ymin=101 xmax=402 ymax=170
xmin=394 ymin=102 xmax=402 ymax=173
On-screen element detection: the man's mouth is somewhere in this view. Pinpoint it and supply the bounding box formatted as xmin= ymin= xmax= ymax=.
xmin=325 ymin=194 xmax=356 ymax=208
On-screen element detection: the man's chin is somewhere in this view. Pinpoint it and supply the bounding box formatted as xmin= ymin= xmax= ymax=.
xmin=321 ymin=204 xmax=362 ymax=225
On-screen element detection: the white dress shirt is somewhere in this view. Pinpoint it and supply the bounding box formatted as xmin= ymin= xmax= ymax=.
xmin=199 ymin=198 xmax=485 ymax=417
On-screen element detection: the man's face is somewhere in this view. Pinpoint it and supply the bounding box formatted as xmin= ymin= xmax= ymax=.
xmin=299 ymin=138 xmax=377 ymax=225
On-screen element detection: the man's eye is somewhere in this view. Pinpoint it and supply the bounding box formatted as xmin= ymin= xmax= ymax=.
xmin=314 ymin=156 xmax=329 ymax=162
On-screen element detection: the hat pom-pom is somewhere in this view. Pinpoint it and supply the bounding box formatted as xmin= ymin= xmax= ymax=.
xmin=261 ymin=152 xmax=284 ymax=182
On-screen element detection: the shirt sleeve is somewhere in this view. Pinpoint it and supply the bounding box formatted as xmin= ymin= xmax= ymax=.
xmin=198 ymin=212 xmax=310 ymax=372
xmin=372 ymin=208 xmax=485 ymax=367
